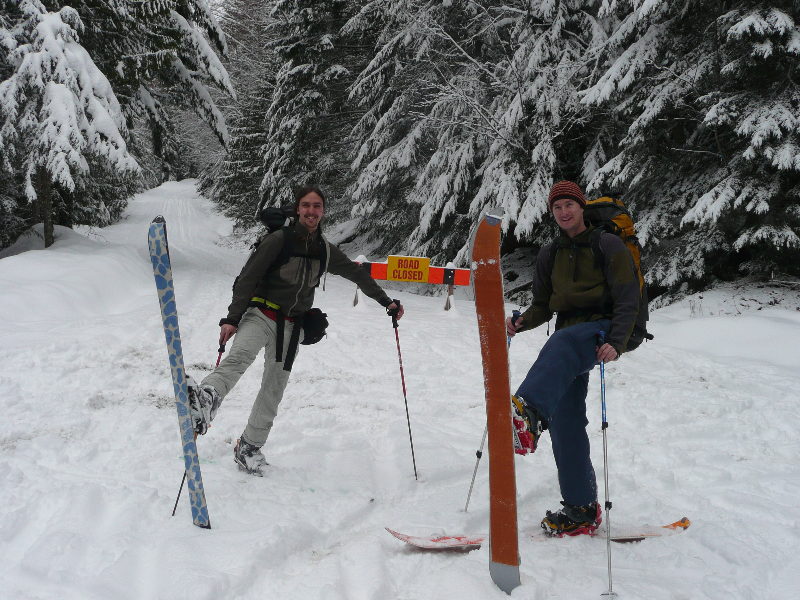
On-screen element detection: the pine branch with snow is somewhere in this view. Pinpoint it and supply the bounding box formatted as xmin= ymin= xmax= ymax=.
xmin=0 ymin=0 xmax=140 ymax=246
xmin=584 ymin=0 xmax=800 ymax=287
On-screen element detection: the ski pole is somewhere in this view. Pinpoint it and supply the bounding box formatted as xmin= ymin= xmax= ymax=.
xmin=171 ymin=430 xmax=197 ymax=517
xmin=172 ymin=468 xmax=189 ymax=516
xmin=598 ymin=331 xmax=616 ymax=598
xmin=464 ymin=310 xmax=520 ymax=512
xmin=464 ymin=426 xmax=487 ymax=512
xmin=173 ymin=344 xmax=226 ymax=517
xmin=389 ymin=303 xmax=418 ymax=480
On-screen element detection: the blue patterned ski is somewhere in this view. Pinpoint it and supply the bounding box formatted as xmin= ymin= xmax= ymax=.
xmin=147 ymin=216 xmax=211 ymax=529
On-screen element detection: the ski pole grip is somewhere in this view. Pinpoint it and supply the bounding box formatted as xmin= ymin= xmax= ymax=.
xmin=218 ymin=344 xmax=226 ymax=353
xmin=387 ymin=299 xmax=401 ymax=328
xmin=598 ymin=330 xmax=606 ymax=345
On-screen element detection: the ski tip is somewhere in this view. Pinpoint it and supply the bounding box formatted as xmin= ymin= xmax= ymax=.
xmin=483 ymin=210 xmax=504 ymax=226
xmin=666 ymin=517 xmax=691 ymax=530
xmin=609 ymin=517 xmax=692 ymax=543
xmin=152 ymin=215 xmax=166 ymax=224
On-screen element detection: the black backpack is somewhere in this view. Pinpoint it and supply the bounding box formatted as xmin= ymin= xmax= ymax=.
xmin=259 ymin=205 xmax=295 ymax=233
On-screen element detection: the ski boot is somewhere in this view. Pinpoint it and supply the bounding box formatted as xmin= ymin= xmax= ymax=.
xmin=234 ymin=437 xmax=269 ymax=476
xmin=186 ymin=376 xmax=221 ymax=435
xmin=511 ymin=395 xmax=546 ymax=455
xmin=541 ymin=501 xmax=602 ymax=537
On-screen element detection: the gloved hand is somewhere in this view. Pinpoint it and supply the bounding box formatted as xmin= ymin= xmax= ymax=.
xmin=386 ymin=299 xmax=404 ymax=320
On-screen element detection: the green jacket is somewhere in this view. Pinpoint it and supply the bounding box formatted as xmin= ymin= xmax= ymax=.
xmin=517 ymin=226 xmax=639 ymax=354
xmin=223 ymin=221 xmax=392 ymax=324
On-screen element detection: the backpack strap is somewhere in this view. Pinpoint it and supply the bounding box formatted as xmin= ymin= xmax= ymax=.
xmin=316 ymin=235 xmax=329 ymax=287
xmin=543 ymin=241 xmax=558 ymax=283
xmin=589 ymin=228 xmax=605 ymax=270
xmin=268 ymin=228 xmax=328 ymax=287
xmin=265 ymin=226 xmax=295 ymax=275
xmin=283 ymin=314 xmax=303 ymax=372
xmin=275 ymin=312 xmax=285 ymax=362
xmin=269 ymin=308 xmax=302 ymax=371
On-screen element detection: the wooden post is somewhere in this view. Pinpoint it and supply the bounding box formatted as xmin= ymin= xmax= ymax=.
xmin=444 ymin=261 xmax=456 ymax=310
xmin=353 ymin=255 xmax=368 ymax=306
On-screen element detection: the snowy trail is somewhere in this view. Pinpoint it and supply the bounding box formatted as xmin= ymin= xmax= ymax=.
xmin=1 ymin=180 xmax=799 ymax=599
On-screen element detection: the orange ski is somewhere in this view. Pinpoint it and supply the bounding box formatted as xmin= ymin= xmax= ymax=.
xmin=470 ymin=211 xmax=520 ymax=593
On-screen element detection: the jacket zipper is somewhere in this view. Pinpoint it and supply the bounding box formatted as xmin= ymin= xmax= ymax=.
xmin=287 ymin=235 xmax=310 ymax=316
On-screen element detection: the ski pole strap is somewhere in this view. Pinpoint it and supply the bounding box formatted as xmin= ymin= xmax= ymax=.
xmin=598 ymin=330 xmax=608 ymax=427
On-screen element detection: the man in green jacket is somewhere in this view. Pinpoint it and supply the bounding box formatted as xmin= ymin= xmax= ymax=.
xmin=507 ymin=180 xmax=639 ymax=536
xmin=189 ymin=186 xmax=403 ymax=476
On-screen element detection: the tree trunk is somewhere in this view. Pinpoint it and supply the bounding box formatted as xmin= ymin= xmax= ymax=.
xmin=37 ymin=168 xmax=54 ymax=248
xmin=55 ymin=184 xmax=74 ymax=229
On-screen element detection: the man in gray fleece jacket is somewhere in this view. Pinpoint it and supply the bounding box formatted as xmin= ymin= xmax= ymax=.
xmin=189 ymin=186 xmax=403 ymax=475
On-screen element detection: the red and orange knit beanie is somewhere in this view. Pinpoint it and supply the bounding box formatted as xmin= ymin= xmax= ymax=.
xmin=548 ymin=181 xmax=586 ymax=210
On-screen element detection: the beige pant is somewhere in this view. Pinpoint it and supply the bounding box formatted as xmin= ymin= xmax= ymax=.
xmin=202 ymin=307 xmax=301 ymax=447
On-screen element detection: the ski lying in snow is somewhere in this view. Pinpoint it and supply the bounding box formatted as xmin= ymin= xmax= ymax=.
xmin=386 ymin=528 xmax=484 ymax=550
xmin=386 ymin=518 xmax=690 ymax=550
xmin=148 ymin=216 xmax=211 ymax=529
xmin=470 ymin=211 xmax=520 ymax=594
xmin=601 ymin=516 xmax=691 ymax=543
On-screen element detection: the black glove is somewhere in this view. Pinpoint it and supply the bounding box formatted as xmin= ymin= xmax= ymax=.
xmin=386 ymin=299 xmax=402 ymax=318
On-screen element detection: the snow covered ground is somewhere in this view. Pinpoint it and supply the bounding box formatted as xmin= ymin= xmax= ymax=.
xmin=1 ymin=180 xmax=799 ymax=600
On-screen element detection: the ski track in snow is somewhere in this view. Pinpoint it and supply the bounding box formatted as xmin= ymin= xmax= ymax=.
xmin=1 ymin=180 xmax=799 ymax=599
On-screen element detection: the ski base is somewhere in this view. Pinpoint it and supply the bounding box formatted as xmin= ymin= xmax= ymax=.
xmin=386 ymin=518 xmax=690 ymax=550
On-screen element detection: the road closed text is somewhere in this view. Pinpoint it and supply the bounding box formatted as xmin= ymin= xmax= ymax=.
xmin=386 ymin=256 xmax=431 ymax=283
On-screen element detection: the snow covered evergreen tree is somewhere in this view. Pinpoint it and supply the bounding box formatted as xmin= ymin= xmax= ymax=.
xmin=0 ymin=8 xmax=22 ymax=248
xmin=584 ymin=0 xmax=800 ymax=288
xmin=346 ymin=1 xmax=606 ymax=264
xmin=0 ymin=0 xmax=139 ymax=247
xmin=0 ymin=0 xmax=234 ymax=248
xmin=198 ymin=0 xmax=277 ymax=226
xmin=258 ymin=0 xmax=374 ymax=221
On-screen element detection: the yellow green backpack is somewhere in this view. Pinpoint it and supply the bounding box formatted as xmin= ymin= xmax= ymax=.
xmin=583 ymin=196 xmax=652 ymax=350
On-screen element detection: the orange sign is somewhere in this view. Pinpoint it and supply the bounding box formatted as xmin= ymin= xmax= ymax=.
xmin=386 ymin=256 xmax=431 ymax=282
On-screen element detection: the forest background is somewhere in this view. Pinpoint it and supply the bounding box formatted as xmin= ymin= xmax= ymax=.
xmin=2 ymin=0 xmax=799 ymax=301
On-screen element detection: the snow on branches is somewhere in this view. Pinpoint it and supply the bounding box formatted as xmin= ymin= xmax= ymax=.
xmin=0 ymin=1 xmax=138 ymax=201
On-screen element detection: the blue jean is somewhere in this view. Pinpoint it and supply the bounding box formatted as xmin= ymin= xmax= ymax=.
xmin=515 ymin=319 xmax=610 ymax=507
